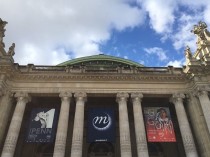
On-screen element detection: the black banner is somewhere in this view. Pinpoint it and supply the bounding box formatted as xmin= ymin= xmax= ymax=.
xmin=87 ymin=108 xmax=115 ymax=143
xmin=26 ymin=108 xmax=58 ymax=143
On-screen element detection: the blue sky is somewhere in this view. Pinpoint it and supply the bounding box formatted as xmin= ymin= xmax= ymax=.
xmin=0 ymin=0 xmax=210 ymax=67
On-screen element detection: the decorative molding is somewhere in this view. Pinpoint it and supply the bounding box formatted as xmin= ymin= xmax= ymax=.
xmin=12 ymin=73 xmax=188 ymax=82
xmin=0 ymin=18 xmax=7 ymax=48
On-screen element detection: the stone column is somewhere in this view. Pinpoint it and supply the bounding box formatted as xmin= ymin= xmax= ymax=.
xmin=116 ymin=92 xmax=132 ymax=157
xmin=131 ymin=93 xmax=149 ymax=157
xmin=170 ymin=93 xmax=198 ymax=157
xmin=196 ymin=90 xmax=210 ymax=133
xmin=70 ymin=92 xmax=87 ymax=157
xmin=1 ymin=92 xmax=30 ymax=157
xmin=53 ymin=92 xmax=72 ymax=157
xmin=186 ymin=93 xmax=210 ymax=157
xmin=0 ymin=91 xmax=13 ymax=150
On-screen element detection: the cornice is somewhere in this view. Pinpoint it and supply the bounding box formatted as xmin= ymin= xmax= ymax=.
xmin=11 ymin=72 xmax=188 ymax=82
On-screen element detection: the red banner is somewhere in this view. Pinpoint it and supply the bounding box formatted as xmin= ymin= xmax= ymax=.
xmin=144 ymin=107 xmax=176 ymax=142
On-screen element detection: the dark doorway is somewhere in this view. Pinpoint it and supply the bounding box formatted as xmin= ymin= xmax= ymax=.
xmin=88 ymin=142 xmax=114 ymax=157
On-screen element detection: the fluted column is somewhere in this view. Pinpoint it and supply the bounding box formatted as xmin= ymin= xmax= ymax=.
xmin=1 ymin=92 xmax=31 ymax=157
xmin=70 ymin=92 xmax=87 ymax=157
xmin=116 ymin=92 xmax=132 ymax=157
xmin=53 ymin=92 xmax=72 ymax=157
xmin=196 ymin=90 xmax=210 ymax=133
xmin=170 ymin=93 xmax=198 ymax=157
xmin=131 ymin=93 xmax=149 ymax=157
xmin=0 ymin=91 xmax=13 ymax=150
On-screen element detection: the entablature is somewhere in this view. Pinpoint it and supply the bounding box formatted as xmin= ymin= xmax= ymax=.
xmin=0 ymin=63 xmax=189 ymax=83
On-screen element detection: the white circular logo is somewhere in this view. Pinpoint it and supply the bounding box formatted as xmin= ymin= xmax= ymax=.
xmin=92 ymin=113 xmax=112 ymax=131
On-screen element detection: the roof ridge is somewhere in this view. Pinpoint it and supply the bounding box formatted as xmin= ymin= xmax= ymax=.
xmin=57 ymin=54 xmax=144 ymax=67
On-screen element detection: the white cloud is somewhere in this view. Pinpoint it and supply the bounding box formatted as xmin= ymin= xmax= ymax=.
xmin=14 ymin=43 xmax=70 ymax=65
xmin=137 ymin=0 xmax=210 ymax=53
xmin=139 ymin=60 xmax=145 ymax=65
xmin=166 ymin=59 xmax=185 ymax=67
xmin=171 ymin=13 xmax=201 ymax=52
xmin=204 ymin=4 xmax=210 ymax=26
xmin=138 ymin=0 xmax=177 ymax=33
xmin=0 ymin=0 xmax=145 ymax=65
xmin=1 ymin=0 xmax=210 ymax=67
xmin=124 ymin=56 xmax=128 ymax=59
xmin=144 ymin=47 xmax=168 ymax=61
xmin=178 ymin=0 xmax=210 ymax=7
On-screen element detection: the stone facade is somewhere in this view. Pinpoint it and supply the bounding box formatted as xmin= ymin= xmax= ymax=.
xmin=0 ymin=20 xmax=210 ymax=157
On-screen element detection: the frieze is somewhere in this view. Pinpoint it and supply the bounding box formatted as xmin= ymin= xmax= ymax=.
xmin=12 ymin=73 xmax=188 ymax=82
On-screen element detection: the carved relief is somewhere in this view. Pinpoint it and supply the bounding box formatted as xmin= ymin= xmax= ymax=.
xmin=185 ymin=46 xmax=193 ymax=59
xmin=7 ymin=43 xmax=15 ymax=56
xmin=0 ymin=18 xmax=7 ymax=47
xmin=192 ymin=21 xmax=210 ymax=43
xmin=12 ymin=71 xmax=187 ymax=83
xmin=182 ymin=135 xmax=197 ymax=154
xmin=136 ymin=135 xmax=148 ymax=152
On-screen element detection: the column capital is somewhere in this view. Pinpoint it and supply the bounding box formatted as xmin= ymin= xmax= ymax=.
xmin=193 ymin=85 xmax=210 ymax=97
xmin=195 ymin=90 xmax=208 ymax=97
xmin=59 ymin=91 xmax=72 ymax=98
xmin=116 ymin=92 xmax=129 ymax=103
xmin=170 ymin=93 xmax=185 ymax=104
xmin=131 ymin=93 xmax=143 ymax=102
xmin=74 ymin=92 xmax=87 ymax=102
xmin=14 ymin=92 xmax=31 ymax=103
xmin=185 ymin=93 xmax=194 ymax=103
xmin=0 ymin=89 xmax=13 ymax=97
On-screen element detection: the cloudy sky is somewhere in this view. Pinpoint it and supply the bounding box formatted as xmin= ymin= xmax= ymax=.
xmin=0 ymin=0 xmax=210 ymax=67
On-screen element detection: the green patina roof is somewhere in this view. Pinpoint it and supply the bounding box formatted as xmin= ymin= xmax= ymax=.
xmin=58 ymin=54 xmax=144 ymax=67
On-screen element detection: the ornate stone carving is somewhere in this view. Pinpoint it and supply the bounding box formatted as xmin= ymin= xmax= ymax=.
xmin=59 ymin=91 xmax=72 ymax=97
xmin=13 ymin=71 xmax=187 ymax=83
xmin=193 ymin=86 xmax=209 ymax=97
xmin=191 ymin=21 xmax=210 ymax=42
xmin=74 ymin=92 xmax=87 ymax=102
xmin=7 ymin=43 xmax=15 ymax=56
xmin=116 ymin=92 xmax=129 ymax=103
xmin=170 ymin=93 xmax=185 ymax=104
xmin=131 ymin=92 xmax=143 ymax=102
xmin=14 ymin=92 xmax=31 ymax=103
xmin=185 ymin=46 xmax=192 ymax=59
xmin=0 ymin=18 xmax=7 ymax=48
xmin=182 ymin=135 xmax=198 ymax=153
